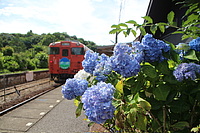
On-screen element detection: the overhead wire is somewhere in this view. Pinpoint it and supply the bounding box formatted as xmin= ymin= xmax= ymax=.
xmin=118 ymin=0 xmax=126 ymax=23
xmin=115 ymin=0 xmax=126 ymax=43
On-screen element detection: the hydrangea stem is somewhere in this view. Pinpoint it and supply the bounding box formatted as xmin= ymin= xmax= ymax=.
xmin=163 ymin=105 xmax=166 ymax=133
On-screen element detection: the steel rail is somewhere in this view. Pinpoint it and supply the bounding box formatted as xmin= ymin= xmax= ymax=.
xmin=0 ymin=78 xmax=50 ymax=91
xmin=0 ymin=80 xmax=50 ymax=97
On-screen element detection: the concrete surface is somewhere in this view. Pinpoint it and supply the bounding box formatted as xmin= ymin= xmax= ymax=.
xmin=0 ymin=86 xmax=89 ymax=133
xmin=27 ymin=99 xmax=89 ymax=133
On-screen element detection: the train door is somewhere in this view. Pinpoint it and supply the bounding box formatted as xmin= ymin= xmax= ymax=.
xmin=60 ymin=48 xmax=70 ymax=70
xmin=48 ymin=47 xmax=60 ymax=74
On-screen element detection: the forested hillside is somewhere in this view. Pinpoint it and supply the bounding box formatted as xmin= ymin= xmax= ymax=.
xmin=0 ymin=30 xmax=97 ymax=73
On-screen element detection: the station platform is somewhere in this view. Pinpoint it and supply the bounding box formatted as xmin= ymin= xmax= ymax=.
xmin=0 ymin=86 xmax=90 ymax=133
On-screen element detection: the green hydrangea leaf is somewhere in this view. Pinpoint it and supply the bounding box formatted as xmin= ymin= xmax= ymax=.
xmin=184 ymin=50 xmax=199 ymax=61
xmin=139 ymin=100 xmax=151 ymax=111
xmin=171 ymin=121 xmax=189 ymax=130
xmin=126 ymin=20 xmax=139 ymax=26
xmin=142 ymin=16 xmax=153 ymax=24
xmin=118 ymin=23 xmax=128 ymax=27
xmin=167 ymin=11 xmax=175 ymax=24
xmin=150 ymin=24 xmax=158 ymax=34
xmin=170 ymin=100 xmax=190 ymax=113
xmin=141 ymin=65 xmax=157 ymax=79
xmin=131 ymin=29 xmax=137 ymax=37
xmin=158 ymin=24 xmax=165 ymax=33
xmin=109 ymin=29 xmax=119 ymax=34
xmin=156 ymin=60 xmax=171 ymax=75
xmin=111 ymin=24 xmax=120 ymax=28
xmin=75 ymin=102 xmax=83 ymax=118
xmin=153 ymin=84 xmax=170 ymax=101
xmin=135 ymin=113 xmax=147 ymax=131
xmin=115 ymin=80 xmax=124 ymax=94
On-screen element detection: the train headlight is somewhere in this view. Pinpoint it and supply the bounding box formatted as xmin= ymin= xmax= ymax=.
xmin=73 ymin=69 xmax=79 ymax=73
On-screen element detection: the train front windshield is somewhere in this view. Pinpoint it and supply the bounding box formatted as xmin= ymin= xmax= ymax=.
xmin=49 ymin=47 xmax=59 ymax=54
xmin=71 ymin=47 xmax=84 ymax=55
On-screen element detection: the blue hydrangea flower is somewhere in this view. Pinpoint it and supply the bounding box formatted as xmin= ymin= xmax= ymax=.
xmin=131 ymin=53 xmax=144 ymax=64
xmin=61 ymin=78 xmax=88 ymax=100
xmin=81 ymin=82 xmax=115 ymax=124
xmin=132 ymin=34 xmax=170 ymax=63
xmin=113 ymin=43 xmax=132 ymax=55
xmin=111 ymin=43 xmax=141 ymax=78
xmin=173 ymin=63 xmax=200 ymax=81
xmin=93 ymin=54 xmax=112 ymax=81
xmin=111 ymin=54 xmax=140 ymax=78
xmin=142 ymin=34 xmax=157 ymax=47
xmin=82 ymin=51 xmax=99 ymax=74
xmin=189 ymin=37 xmax=200 ymax=51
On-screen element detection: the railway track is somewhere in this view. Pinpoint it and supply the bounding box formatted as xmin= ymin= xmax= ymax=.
xmin=0 ymin=78 xmax=62 ymax=114
xmin=0 ymin=78 xmax=51 ymax=97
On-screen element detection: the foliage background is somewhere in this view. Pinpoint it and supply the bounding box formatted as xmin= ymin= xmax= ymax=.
xmin=0 ymin=30 xmax=97 ymax=73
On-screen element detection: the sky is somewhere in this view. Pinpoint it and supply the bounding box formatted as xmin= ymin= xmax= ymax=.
xmin=0 ymin=0 xmax=149 ymax=45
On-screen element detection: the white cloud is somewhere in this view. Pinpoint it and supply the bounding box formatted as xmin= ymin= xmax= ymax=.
xmin=0 ymin=0 xmax=150 ymax=45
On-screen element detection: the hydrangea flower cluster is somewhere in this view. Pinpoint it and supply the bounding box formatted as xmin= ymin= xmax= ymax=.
xmin=132 ymin=34 xmax=171 ymax=63
xmin=131 ymin=52 xmax=144 ymax=64
xmin=81 ymin=82 xmax=115 ymax=124
xmin=189 ymin=37 xmax=200 ymax=51
xmin=82 ymin=51 xmax=113 ymax=81
xmin=113 ymin=42 xmax=132 ymax=55
xmin=61 ymin=78 xmax=88 ymax=100
xmin=111 ymin=43 xmax=141 ymax=78
xmin=74 ymin=69 xmax=91 ymax=80
xmin=82 ymin=50 xmax=99 ymax=74
xmin=173 ymin=63 xmax=200 ymax=81
xmin=93 ymin=54 xmax=112 ymax=81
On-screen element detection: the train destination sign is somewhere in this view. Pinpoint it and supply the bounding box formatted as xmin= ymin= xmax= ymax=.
xmin=59 ymin=57 xmax=70 ymax=69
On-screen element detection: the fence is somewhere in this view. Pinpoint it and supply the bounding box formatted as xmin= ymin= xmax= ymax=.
xmin=0 ymin=70 xmax=50 ymax=90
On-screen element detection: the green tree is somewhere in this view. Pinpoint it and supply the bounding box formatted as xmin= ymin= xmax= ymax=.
xmin=0 ymin=37 xmax=3 ymax=48
xmin=26 ymin=30 xmax=34 ymax=37
xmin=33 ymin=45 xmax=46 ymax=53
xmin=38 ymin=34 xmax=56 ymax=46
xmin=53 ymin=32 xmax=70 ymax=41
xmin=27 ymin=58 xmax=36 ymax=70
xmin=31 ymin=58 xmax=40 ymax=69
xmin=13 ymin=53 xmax=29 ymax=71
xmin=0 ymin=52 xmax=4 ymax=71
xmin=3 ymin=56 xmax=19 ymax=72
xmin=0 ymin=33 xmax=13 ymax=47
xmin=87 ymin=44 xmax=97 ymax=51
xmin=35 ymin=52 xmax=48 ymax=68
xmin=70 ymin=35 xmax=77 ymax=40
xmin=9 ymin=37 xmax=26 ymax=52
xmin=2 ymin=46 xmax=14 ymax=56
xmin=30 ymin=34 xmax=43 ymax=45
xmin=0 ymin=31 xmax=97 ymax=73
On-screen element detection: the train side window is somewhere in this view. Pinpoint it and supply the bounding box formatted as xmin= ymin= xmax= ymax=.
xmin=71 ymin=47 xmax=84 ymax=55
xmin=50 ymin=47 xmax=59 ymax=54
xmin=62 ymin=49 xmax=68 ymax=56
